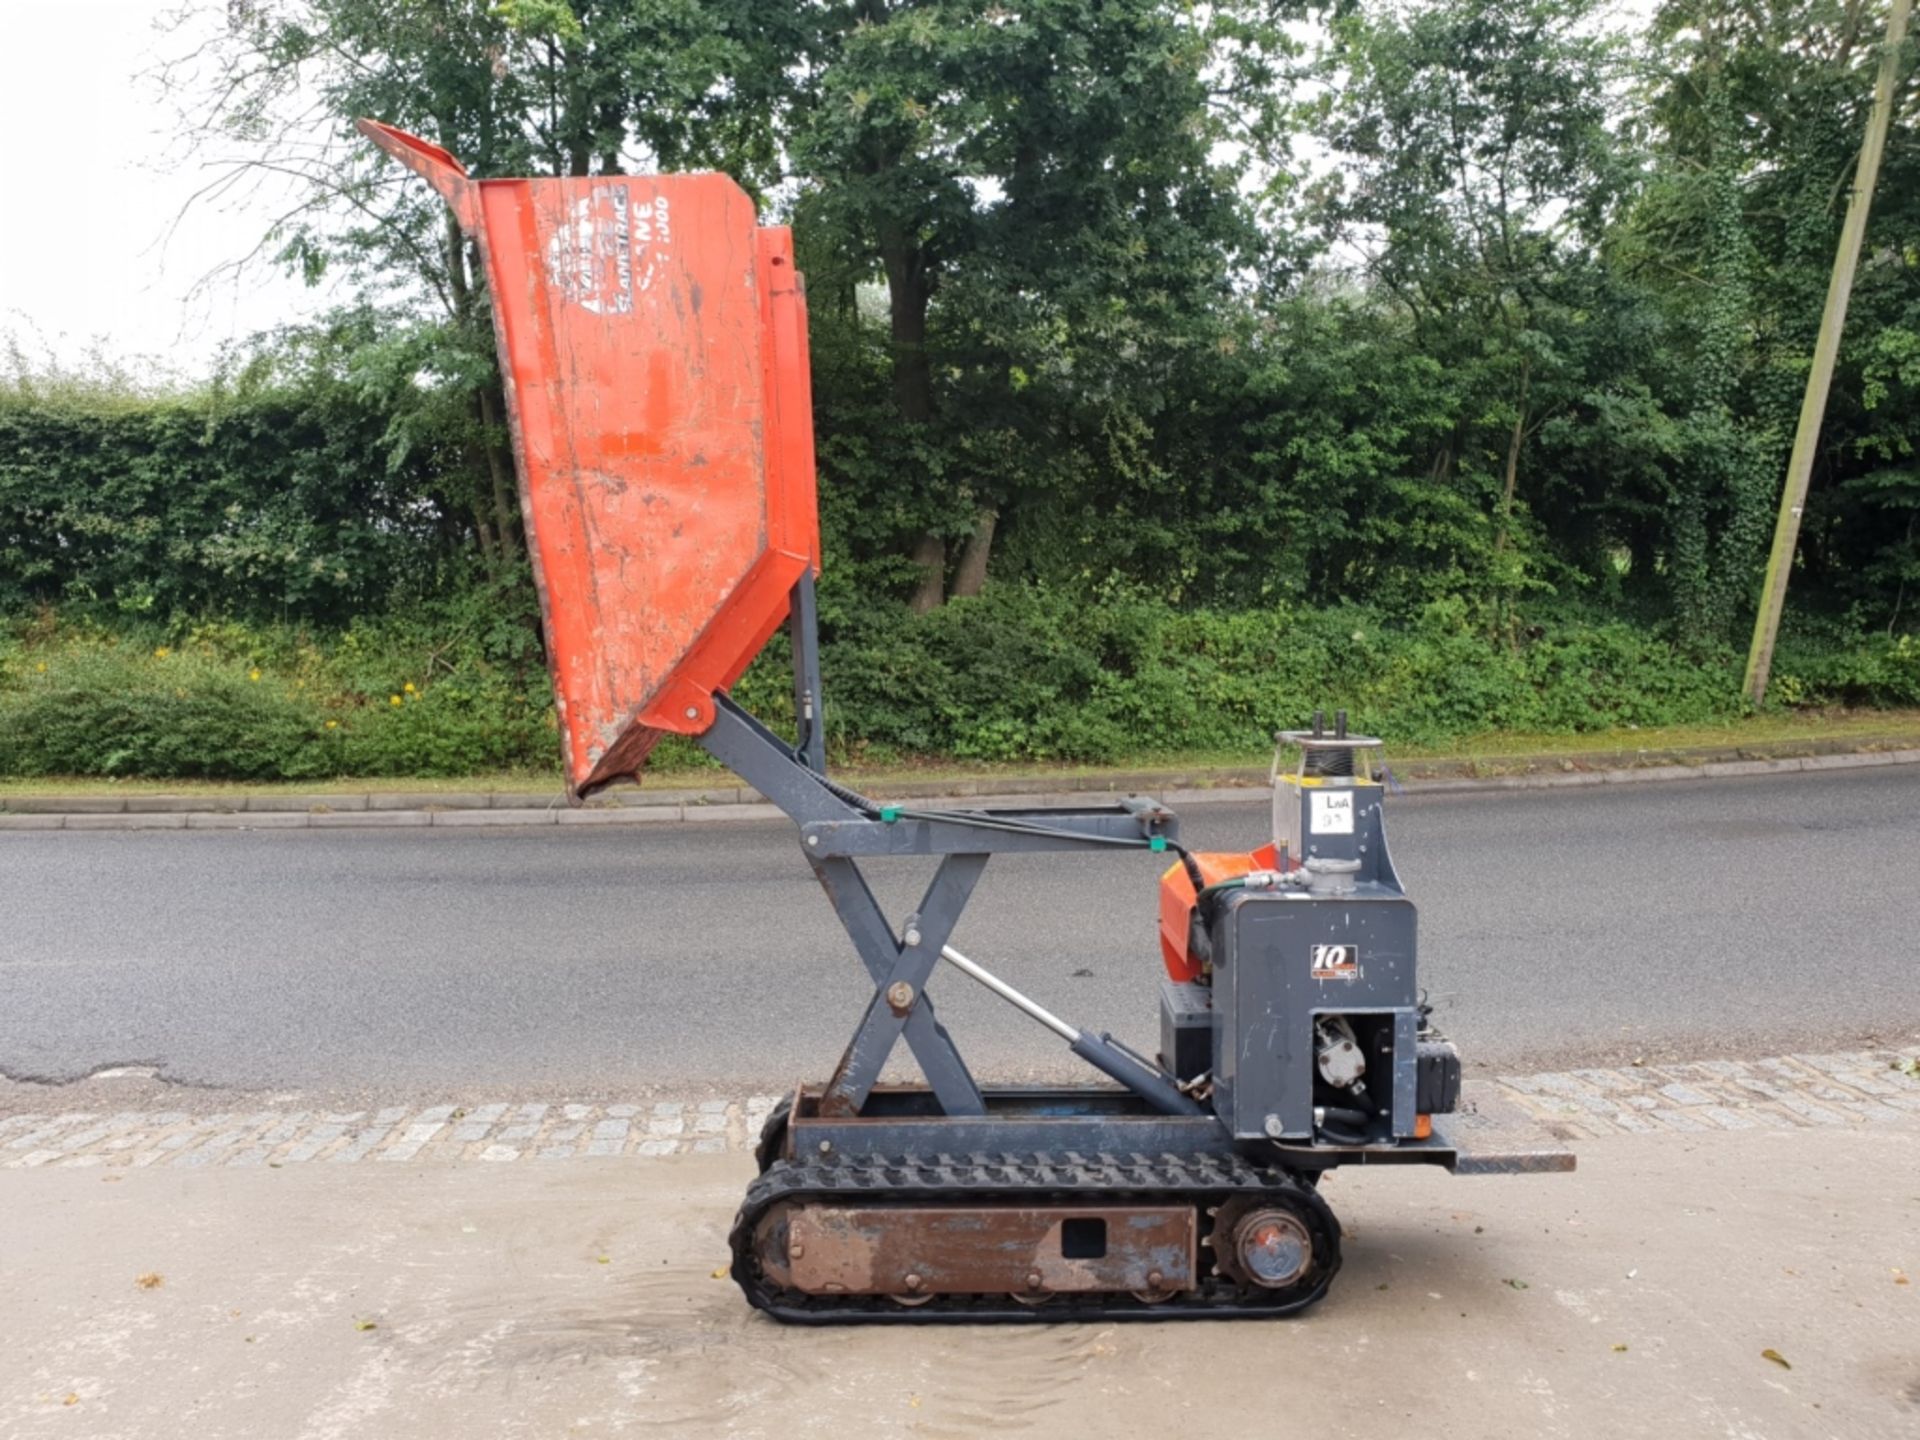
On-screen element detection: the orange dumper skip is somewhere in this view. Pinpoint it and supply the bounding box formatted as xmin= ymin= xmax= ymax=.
xmin=356 ymin=121 xmax=820 ymax=801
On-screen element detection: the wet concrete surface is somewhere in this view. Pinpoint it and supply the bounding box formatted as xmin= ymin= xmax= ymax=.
xmin=4 ymin=1123 xmax=1917 ymax=1439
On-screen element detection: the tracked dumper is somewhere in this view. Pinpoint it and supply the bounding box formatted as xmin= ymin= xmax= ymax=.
xmin=363 ymin=121 xmax=1573 ymax=1323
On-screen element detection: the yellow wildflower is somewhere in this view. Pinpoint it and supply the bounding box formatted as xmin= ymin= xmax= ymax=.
xmin=325 ymin=720 xmax=339 ymax=731
xmin=153 ymin=647 xmax=171 ymax=659
xmin=403 ymin=682 xmax=416 ymax=694
xmin=249 ymin=668 xmax=262 ymax=683
xmin=390 ymin=694 xmax=403 ymax=706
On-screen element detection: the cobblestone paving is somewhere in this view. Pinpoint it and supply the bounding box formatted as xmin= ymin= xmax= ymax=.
xmin=3 ymin=1048 xmax=1916 ymax=1170
xmin=1492 ymin=1046 xmax=1920 ymax=1137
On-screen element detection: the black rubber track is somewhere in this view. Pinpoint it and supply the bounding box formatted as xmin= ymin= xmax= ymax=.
xmin=728 ymin=1148 xmax=1342 ymax=1324
xmin=752 ymin=1095 xmax=793 ymax=1175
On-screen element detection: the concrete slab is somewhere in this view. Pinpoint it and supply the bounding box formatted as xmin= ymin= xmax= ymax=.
xmin=125 ymin=795 xmax=235 ymax=813
xmin=1 ymin=796 xmax=126 ymax=814
xmin=679 ymin=802 xmax=785 ymax=824
xmin=1703 ymin=758 xmax=1793 ymax=778
xmin=2 ymin=1124 xmax=1915 ymax=1439
xmin=637 ymin=787 xmax=746 ymax=808
xmin=309 ymin=810 xmax=429 ymax=828
xmin=63 ymin=813 xmax=187 ymax=830
xmin=367 ymin=792 xmax=491 ymax=811
xmin=244 ymin=794 xmax=370 ymax=813
xmin=555 ymin=806 xmax=682 ymax=825
xmin=431 ymin=808 xmax=558 ymax=826
xmin=184 ymin=812 xmax=310 ymax=830
xmin=1800 ymin=750 xmax=1896 ymax=770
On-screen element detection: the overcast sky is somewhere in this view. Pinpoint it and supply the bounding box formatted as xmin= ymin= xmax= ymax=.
xmin=0 ymin=0 xmax=328 ymax=378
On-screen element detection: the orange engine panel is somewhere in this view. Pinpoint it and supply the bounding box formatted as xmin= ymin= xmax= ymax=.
xmin=358 ymin=121 xmax=820 ymax=801
xmin=1158 ymin=843 xmax=1282 ymax=983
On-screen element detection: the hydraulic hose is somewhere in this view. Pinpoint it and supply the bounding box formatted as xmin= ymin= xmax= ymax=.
xmin=1316 ymin=1104 xmax=1371 ymax=1128
xmin=1317 ymin=1123 xmax=1370 ymax=1146
xmin=795 ymin=759 xmax=1189 ymax=874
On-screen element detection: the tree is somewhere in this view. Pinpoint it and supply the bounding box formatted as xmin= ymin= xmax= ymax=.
xmin=160 ymin=0 xmax=792 ymax=582
xmin=1627 ymin=0 xmax=1920 ymax=637
xmin=1306 ymin=0 xmax=1636 ymax=631
xmin=788 ymin=0 xmax=1290 ymax=608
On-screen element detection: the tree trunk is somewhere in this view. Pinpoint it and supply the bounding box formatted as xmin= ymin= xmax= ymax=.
xmin=477 ymin=385 xmax=522 ymax=563
xmin=879 ymin=222 xmax=932 ymax=423
xmin=1494 ymin=413 xmax=1526 ymax=554
xmin=472 ymin=503 xmax=501 ymax=579
xmin=879 ymin=217 xmax=944 ymax=606
xmin=1494 ymin=361 xmax=1533 ymax=557
xmin=949 ymin=506 xmax=998 ymax=598
xmin=908 ymin=533 xmax=948 ymax=613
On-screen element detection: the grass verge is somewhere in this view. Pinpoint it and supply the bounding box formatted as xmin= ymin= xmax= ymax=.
xmin=3 ymin=706 xmax=1915 ymax=798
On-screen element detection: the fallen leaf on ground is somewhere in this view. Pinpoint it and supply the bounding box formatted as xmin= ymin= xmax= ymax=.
xmin=597 ymin=1256 xmax=610 ymax=1265
xmin=1892 ymin=1057 xmax=1919 ymax=1078
xmin=1611 ymin=1344 xmax=1628 ymax=1353
xmin=1761 ymin=1348 xmax=1791 ymax=1370
xmin=63 ymin=1394 xmax=79 ymax=1406
xmin=1895 ymin=1269 xmax=1909 ymax=1286
xmin=1505 ymin=1279 xmax=1529 ymax=1290
xmin=710 ymin=1266 xmax=729 ymax=1280
xmin=356 ymin=1320 xmax=378 ymax=1332
xmin=135 ymin=1273 xmax=163 ymax=1290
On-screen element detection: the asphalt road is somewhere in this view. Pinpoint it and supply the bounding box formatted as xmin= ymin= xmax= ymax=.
xmin=3 ymin=767 xmax=1918 ymax=1100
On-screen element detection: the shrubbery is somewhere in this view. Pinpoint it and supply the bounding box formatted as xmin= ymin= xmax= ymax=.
xmin=3 ymin=590 xmax=1914 ymax=781
xmin=0 ymin=604 xmax=555 ymax=781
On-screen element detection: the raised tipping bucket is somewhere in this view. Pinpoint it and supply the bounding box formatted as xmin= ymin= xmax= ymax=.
xmin=358 ymin=121 xmax=820 ymax=800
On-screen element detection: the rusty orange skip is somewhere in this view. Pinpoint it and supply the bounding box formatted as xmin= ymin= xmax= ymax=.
xmin=357 ymin=121 xmax=820 ymax=800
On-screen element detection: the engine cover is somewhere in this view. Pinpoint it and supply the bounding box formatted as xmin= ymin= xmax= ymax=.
xmin=1210 ymin=886 xmax=1423 ymax=1142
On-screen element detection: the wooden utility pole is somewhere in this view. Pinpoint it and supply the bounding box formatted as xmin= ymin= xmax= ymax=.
xmin=1743 ymin=0 xmax=1913 ymax=705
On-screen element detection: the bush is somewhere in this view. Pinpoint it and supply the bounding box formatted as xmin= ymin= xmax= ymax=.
xmin=0 ymin=637 xmax=332 ymax=780
xmin=1769 ymin=631 xmax=1920 ymax=709
xmin=812 ymin=587 xmax=1757 ymax=761
xmin=0 ymin=609 xmax=559 ymax=781
xmin=0 ymin=592 xmax=1910 ymax=781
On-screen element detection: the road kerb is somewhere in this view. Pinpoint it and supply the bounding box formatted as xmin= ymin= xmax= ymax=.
xmin=185 ymin=812 xmax=311 ymax=830
xmin=5 ymin=746 xmax=1918 ymax=832
xmin=63 ymin=812 xmax=187 ymax=830
xmin=432 ymin=808 xmax=559 ymax=826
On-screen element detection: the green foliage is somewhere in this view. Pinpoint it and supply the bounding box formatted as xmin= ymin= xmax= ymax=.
xmin=0 ymin=363 xmax=437 ymax=623
xmin=0 ymin=602 xmax=556 ymax=781
xmin=818 ymin=587 xmax=1755 ymax=761
xmin=5 ymin=592 xmax=1912 ymax=779
xmin=0 ymin=636 xmax=334 ymax=781
xmin=1769 ymin=629 xmax=1920 ymax=708
xmin=5 ymin=0 xmax=1913 ymax=783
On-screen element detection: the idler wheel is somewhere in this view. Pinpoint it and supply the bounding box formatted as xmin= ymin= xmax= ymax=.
xmin=1233 ymin=1209 xmax=1313 ymax=1287
xmin=1211 ymin=1189 xmax=1340 ymax=1302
